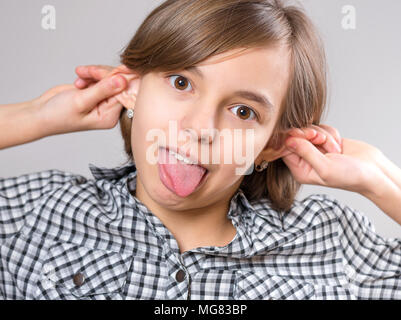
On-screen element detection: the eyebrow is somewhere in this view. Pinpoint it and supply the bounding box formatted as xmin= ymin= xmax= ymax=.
xmin=185 ymin=65 xmax=205 ymax=79
xmin=232 ymin=90 xmax=275 ymax=113
xmin=184 ymin=66 xmax=275 ymax=113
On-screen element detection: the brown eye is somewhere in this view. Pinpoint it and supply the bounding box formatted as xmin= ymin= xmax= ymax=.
xmin=169 ymin=75 xmax=191 ymax=91
xmin=230 ymin=105 xmax=257 ymax=121
xmin=237 ymin=106 xmax=250 ymax=120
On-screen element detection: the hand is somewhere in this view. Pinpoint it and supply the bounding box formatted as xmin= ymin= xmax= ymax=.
xmin=281 ymin=124 xmax=385 ymax=195
xmin=74 ymin=64 xmax=132 ymax=89
xmin=34 ymin=74 xmax=128 ymax=136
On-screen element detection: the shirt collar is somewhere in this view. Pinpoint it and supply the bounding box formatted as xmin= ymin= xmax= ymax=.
xmin=88 ymin=161 xmax=136 ymax=182
xmin=88 ymin=161 xmax=260 ymax=258
xmin=227 ymin=187 xmax=256 ymax=216
xmin=88 ymin=161 xmax=256 ymax=213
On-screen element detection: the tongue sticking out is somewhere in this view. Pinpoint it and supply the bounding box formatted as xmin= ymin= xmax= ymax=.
xmin=157 ymin=147 xmax=207 ymax=197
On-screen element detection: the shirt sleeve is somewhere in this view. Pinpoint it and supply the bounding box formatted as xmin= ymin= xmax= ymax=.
xmin=322 ymin=195 xmax=401 ymax=299
xmin=0 ymin=169 xmax=84 ymax=245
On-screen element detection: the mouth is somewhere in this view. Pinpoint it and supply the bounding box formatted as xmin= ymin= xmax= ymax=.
xmin=157 ymin=147 xmax=210 ymax=197
xmin=195 ymin=167 xmax=210 ymax=190
xmin=163 ymin=146 xmax=208 ymax=169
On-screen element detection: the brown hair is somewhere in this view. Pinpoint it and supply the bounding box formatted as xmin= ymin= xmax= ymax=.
xmin=118 ymin=0 xmax=328 ymax=213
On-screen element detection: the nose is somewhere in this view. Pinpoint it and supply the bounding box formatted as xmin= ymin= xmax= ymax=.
xmin=181 ymin=107 xmax=218 ymax=145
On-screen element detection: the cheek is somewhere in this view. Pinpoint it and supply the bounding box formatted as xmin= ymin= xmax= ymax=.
xmin=213 ymin=163 xmax=248 ymax=194
xmin=129 ymin=105 xmax=154 ymax=161
xmin=131 ymin=100 xmax=164 ymax=138
xmin=130 ymin=104 xmax=173 ymax=167
xmin=214 ymin=164 xmax=243 ymax=186
xmin=237 ymin=130 xmax=268 ymax=159
xmin=135 ymin=92 xmax=180 ymax=130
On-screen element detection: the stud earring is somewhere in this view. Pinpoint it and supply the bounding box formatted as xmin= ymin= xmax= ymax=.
xmin=255 ymin=160 xmax=269 ymax=172
xmin=127 ymin=109 xmax=134 ymax=119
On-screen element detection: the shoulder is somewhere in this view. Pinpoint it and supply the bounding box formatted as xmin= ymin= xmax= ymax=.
xmin=249 ymin=193 xmax=374 ymax=235
xmin=238 ymin=194 xmax=351 ymax=256
xmin=1 ymin=169 xmax=88 ymax=194
xmin=304 ymin=193 xmax=376 ymax=233
xmin=0 ymin=168 xmax=92 ymax=215
xmin=248 ymin=193 xmax=341 ymax=229
xmin=3 ymin=168 xmax=125 ymax=243
xmin=0 ymin=169 xmax=93 ymax=243
xmin=288 ymin=193 xmax=381 ymax=246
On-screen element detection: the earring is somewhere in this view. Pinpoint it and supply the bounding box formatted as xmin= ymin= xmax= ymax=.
xmin=127 ymin=109 xmax=134 ymax=119
xmin=255 ymin=160 xmax=269 ymax=172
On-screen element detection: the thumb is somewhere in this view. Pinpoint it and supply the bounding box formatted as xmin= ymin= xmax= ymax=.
xmin=76 ymin=75 xmax=127 ymax=112
xmin=286 ymin=137 xmax=328 ymax=173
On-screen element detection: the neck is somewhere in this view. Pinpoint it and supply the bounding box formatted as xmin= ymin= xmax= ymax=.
xmin=133 ymin=173 xmax=238 ymax=253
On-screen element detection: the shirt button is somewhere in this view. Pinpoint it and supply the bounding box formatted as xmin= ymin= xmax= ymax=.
xmin=175 ymin=269 xmax=186 ymax=283
xmin=75 ymin=176 xmax=87 ymax=184
xmin=73 ymin=272 xmax=85 ymax=287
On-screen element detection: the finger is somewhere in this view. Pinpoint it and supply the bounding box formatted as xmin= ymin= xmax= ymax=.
xmin=282 ymin=151 xmax=302 ymax=167
xmin=288 ymin=127 xmax=336 ymax=152
xmin=75 ymin=65 xmax=113 ymax=81
xmin=74 ymin=75 xmax=127 ymax=113
xmin=75 ymin=67 xmax=136 ymax=89
xmin=276 ymin=146 xmax=295 ymax=159
xmin=309 ymin=131 xmax=327 ymax=145
xmin=74 ymin=78 xmax=99 ymax=89
xmin=97 ymin=96 xmax=120 ymax=113
xmin=74 ymin=78 xmax=90 ymax=89
xmin=318 ymin=124 xmax=342 ymax=149
xmin=287 ymin=127 xmax=317 ymax=140
xmin=75 ymin=66 xmax=95 ymax=79
xmin=286 ymin=137 xmax=329 ymax=176
xmin=108 ymin=64 xmax=134 ymax=75
xmin=75 ymin=65 xmax=111 ymax=79
xmin=309 ymin=125 xmax=342 ymax=154
xmin=90 ymin=99 xmax=124 ymax=129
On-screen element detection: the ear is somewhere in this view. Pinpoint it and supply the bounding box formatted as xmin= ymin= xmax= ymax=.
xmin=114 ymin=76 xmax=140 ymax=110
xmin=256 ymin=130 xmax=293 ymax=163
xmin=109 ymin=65 xmax=140 ymax=110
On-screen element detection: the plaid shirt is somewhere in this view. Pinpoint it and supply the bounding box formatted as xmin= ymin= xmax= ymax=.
xmin=1 ymin=162 xmax=400 ymax=300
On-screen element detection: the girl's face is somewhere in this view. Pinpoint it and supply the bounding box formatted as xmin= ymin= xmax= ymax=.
xmin=129 ymin=45 xmax=291 ymax=211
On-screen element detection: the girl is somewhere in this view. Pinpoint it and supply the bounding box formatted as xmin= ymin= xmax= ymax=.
xmin=1 ymin=0 xmax=401 ymax=300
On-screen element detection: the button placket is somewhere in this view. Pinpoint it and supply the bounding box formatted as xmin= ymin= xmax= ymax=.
xmin=41 ymin=278 xmax=55 ymax=290
xmin=42 ymin=264 xmax=57 ymax=282
xmin=165 ymin=260 xmax=192 ymax=299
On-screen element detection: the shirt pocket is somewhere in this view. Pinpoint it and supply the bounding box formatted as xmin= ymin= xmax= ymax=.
xmin=40 ymin=242 xmax=132 ymax=299
xmin=234 ymin=271 xmax=316 ymax=300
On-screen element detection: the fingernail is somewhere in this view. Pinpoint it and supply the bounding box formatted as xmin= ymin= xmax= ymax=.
xmin=111 ymin=75 xmax=123 ymax=88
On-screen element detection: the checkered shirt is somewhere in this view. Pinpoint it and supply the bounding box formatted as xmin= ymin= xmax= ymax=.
xmin=1 ymin=162 xmax=400 ymax=300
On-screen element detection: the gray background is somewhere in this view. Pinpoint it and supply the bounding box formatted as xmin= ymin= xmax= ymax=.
xmin=1 ymin=0 xmax=400 ymax=238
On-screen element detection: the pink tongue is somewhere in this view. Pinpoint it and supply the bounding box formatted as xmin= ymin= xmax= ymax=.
xmin=158 ymin=148 xmax=207 ymax=197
